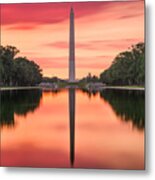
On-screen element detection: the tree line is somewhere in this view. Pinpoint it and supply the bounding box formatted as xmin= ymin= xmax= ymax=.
xmin=42 ymin=76 xmax=66 ymax=83
xmin=0 ymin=45 xmax=42 ymax=86
xmin=79 ymin=73 xmax=100 ymax=83
xmin=100 ymin=42 xmax=145 ymax=86
xmin=0 ymin=42 xmax=145 ymax=87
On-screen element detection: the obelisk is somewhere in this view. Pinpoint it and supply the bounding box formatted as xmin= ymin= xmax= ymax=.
xmin=69 ymin=7 xmax=75 ymax=82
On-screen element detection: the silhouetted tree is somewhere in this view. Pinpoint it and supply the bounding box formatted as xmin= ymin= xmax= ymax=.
xmin=80 ymin=73 xmax=99 ymax=83
xmin=100 ymin=42 xmax=145 ymax=86
xmin=0 ymin=45 xmax=19 ymax=85
xmin=0 ymin=45 xmax=42 ymax=86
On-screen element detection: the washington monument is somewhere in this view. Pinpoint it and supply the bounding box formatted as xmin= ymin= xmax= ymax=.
xmin=69 ymin=7 xmax=75 ymax=82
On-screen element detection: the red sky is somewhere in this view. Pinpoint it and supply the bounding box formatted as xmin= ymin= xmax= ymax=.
xmin=1 ymin=0 xmax=144 ymax=79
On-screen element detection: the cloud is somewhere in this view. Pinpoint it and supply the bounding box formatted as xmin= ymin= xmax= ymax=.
xmin=33 ymin=56 xmax=112 ymax=70
xmin=1 ymin=2 xmax=110 ymax=25
xmin=118 ymin=13 xmax=143 ymax=20
xmin=44 ymin=41 xmax=94 ymax=50
xmin=6 ymin=24 xmax=38 ymax=30
xmin=43 ymin=38 xmax=143 ymax=51
xmin=1 ymin=1 xmax=143 ymax=26
xmin=34 ymin=57 xmax=67 ymax=69
xmin=45 ymin=42 xmax=68 ymax=49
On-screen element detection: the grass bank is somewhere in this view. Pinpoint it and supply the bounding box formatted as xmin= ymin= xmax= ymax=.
xmin=105 ymin=86 xmax=145 ymax=91
xmin=0 ymin=86 xmax=41 ymax=91
xmin=0 ymin=84 xmax=145 ymax=91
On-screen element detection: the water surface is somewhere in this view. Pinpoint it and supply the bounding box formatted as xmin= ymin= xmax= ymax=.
xmin=0 ymin=89 xmax=144 ymax=169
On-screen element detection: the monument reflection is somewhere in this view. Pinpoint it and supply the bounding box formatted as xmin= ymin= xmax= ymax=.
xmin=69 ymin=88 xmax=75 ymax=167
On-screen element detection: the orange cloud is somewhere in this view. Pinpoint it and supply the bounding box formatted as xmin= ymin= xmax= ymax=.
xmin=6 ymin=24 xmax=38 ymax=30
xmin=44 ymin=38 xmax=143 ymax=51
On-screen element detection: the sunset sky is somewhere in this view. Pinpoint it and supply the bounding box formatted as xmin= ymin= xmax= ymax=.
xmin=1 ymin=0 xmax=144 ymax=79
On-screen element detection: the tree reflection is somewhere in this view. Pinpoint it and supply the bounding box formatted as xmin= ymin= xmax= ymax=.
xmin=80 ymin=88 xmax=98 ymax=99
xmin=0 ymin=89 xmax=42 ymax=127
xmin=100 ymin=89 xmax=145 ymax=129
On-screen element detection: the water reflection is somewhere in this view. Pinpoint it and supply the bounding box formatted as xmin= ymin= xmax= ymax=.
xmin=69 ymin=88 xmax=75 ymax=167
xmin=0 ymin=88 xmax=144 ymax=168
xmin=100 ymin=89 xmax=145 ymax=129
xmin=81 ymin=88 xmax=98 ymax=98
xmin=81 ymin=89 xmax=145 ymax=129
xmin=0 ymin=89 xmax=42 ymax=127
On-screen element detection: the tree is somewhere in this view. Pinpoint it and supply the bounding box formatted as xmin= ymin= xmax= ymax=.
xmin=0 ymin=45 xmax=19 ymax=85
xmin=100 ymin=42 xmax=145 ymax=86
xmin=0 ymin=45 xmax=42 ymax=86
xmin=13 ymin=57 xmax=42 ymax=86
xmin=80 ymin=73 xmax=99 ymax=83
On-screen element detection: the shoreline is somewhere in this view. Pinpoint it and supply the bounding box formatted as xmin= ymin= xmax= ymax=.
xmin=0 ymin=86 xmax=41 ymax=91
xmin=104 ymin=86 xmax=145 ymax=91
xmin=0 ymin=86 xmax=145 ymax=91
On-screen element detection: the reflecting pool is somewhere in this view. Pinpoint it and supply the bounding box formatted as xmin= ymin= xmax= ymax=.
xmin=0 ymin=89 xmax=145 ymax=169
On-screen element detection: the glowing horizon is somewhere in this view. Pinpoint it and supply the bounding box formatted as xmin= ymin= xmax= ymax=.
xmin=1 ymin=0 xmax=144 ymax=79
